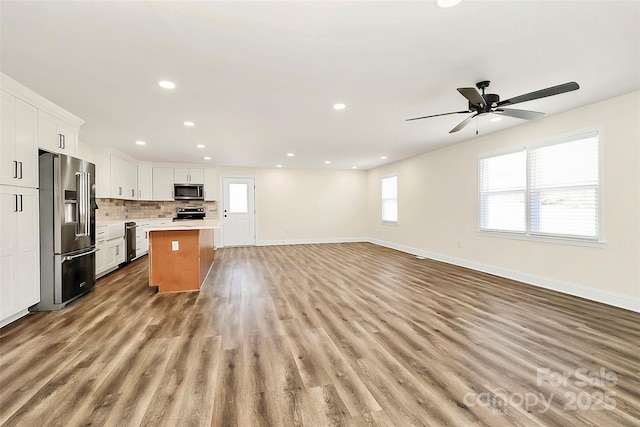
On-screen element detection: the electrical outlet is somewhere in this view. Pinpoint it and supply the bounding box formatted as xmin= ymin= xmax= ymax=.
xmin=172 ymin=241 xmax=179 ymax=251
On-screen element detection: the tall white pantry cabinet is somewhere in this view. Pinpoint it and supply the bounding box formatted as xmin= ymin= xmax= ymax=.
xmin=0 ymin=73 xmax=83 ymax=327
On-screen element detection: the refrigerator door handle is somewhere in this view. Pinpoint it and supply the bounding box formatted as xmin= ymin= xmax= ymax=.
xmin=75 ymin=172 xmax=91 ymax=237
xmin=62 ymin=248 xmax=98 ymax=262
xmin=85 ymin=172 xmax=91 ymax=236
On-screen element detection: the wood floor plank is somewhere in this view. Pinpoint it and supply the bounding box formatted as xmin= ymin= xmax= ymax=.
xmin=1 ymin=243 xmax=638 ymax=426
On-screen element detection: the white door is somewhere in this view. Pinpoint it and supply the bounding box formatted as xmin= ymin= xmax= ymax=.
xmin=222 ymin=177 xmax=255 ymax=247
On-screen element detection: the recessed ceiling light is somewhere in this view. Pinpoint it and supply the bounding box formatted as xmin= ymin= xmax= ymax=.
xmin=324 ymin=160 xmax=331 ymax=164
xmin=333 ymin=103 xmax=346 ymax=110
xmin=196 ymin=144 xmax=205 ymax=148
xmin=184 ymin=121 xmax=195 ymax=127
xmin=287 ymin=153 xmax=295 ymax=157
xmin=276 ymin=164 xmax=283 ymax=168
xmin=380 ymin=156 xmax=388 ymax=160
xmin=204 ymin=156 xmax=211 ymax=160
xmin=352 ymin=166 xmax=358 ymax=169
xmin=490 ymin=117 xmax=502 ymax=122
xmin=158 ymin=80 xmax=175 ymax=89
xmin=135 ymin=140 xmax=146 ymax=146
xmin=437 ymin=0 xmax=461 ymax=8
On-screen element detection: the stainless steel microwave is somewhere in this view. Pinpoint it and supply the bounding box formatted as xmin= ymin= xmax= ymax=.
xmin=174 ymin=184 xmax=204 ymax=200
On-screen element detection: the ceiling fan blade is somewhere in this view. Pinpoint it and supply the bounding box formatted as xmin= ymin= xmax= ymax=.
xmin=493 ymin=108 xmax=545 ymax=120
xmin=449 ymin=113 xmax=479 ymax=133
xmin=406 ymin=110 xmax=469 ymax=121
xmin=457 ymin=87 xmax=485 ymax=107
xmin=497 ymin=82 xmax=579 ymax=107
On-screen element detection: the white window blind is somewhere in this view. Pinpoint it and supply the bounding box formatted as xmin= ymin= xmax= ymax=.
xmin=479 ymin=130 xmax=600 ymax=242
xmin=381 ymin=175 xmax=397 ymax=223
xmin=480 ymin=151 xmax=526 ymax=232
xmin=529 ymin=134 xmax=599 ymax=238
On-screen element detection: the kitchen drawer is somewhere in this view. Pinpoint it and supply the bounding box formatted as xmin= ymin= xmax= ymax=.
xmin=96 ymin=225 xmax=107 ymax=237
xmin=106 ymin=223 xmax=124 ymax=240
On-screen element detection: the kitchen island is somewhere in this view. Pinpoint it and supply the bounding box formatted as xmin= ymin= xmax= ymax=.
xmin=145 ymin=219 xmax=224 ymax=293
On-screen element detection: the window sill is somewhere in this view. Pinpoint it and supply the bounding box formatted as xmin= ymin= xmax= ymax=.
xmin=478 ymin=230 xmax=605 ymax=248
xmin=381 ymin=221 xmax=398 ymax=226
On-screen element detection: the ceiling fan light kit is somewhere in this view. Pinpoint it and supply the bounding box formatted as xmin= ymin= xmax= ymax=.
xmin=407 ymin=80 xmax=580 ymax=134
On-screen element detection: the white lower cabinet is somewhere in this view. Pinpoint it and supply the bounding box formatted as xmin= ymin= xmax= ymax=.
xmin=95 ymin=225 xmax=107 ymax=275
xmin=95 ymin=223 xmax=125 ymax=278
xmin=0 ymin=185 xmax=39 ymax=327
xmin=135 ymin=220 xmax=150 ymax=258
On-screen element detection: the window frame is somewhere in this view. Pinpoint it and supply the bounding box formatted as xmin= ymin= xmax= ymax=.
xmin=478 ymin=128 xmax=605 ymax=247
xmin=381 ymin=173 xmax=398 ymax=225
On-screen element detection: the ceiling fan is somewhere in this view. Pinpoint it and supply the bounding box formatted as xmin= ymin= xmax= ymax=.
xmin=406 ymin=80 xmax=579 ymax=133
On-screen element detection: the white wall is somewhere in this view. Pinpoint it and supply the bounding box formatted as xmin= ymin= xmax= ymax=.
xmin=76 ymin=139 xmax=94 ymax=162
xmin=216 ymin=167 xmax=368 ymax=244
xmin=367 ymin=91 xmax=640 ymax=311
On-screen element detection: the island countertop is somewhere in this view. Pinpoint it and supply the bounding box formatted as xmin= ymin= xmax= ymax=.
xmin=144 ymin=219 xmax=224 ymax=232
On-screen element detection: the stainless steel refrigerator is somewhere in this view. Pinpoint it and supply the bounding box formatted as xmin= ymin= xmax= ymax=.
xmin=32 ymin=151 xmax=96 ymax=311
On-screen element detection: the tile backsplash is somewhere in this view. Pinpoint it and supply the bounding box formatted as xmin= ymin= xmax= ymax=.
xmin=96 ymin=199 xmax=218 ymax=220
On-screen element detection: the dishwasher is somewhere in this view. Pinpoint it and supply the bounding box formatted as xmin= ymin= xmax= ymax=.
xmin=125 ymin=222 xmax=137 ymax=263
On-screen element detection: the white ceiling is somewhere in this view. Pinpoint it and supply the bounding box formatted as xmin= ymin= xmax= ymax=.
xmin=2 ymin=1 xmax=639 ymax=170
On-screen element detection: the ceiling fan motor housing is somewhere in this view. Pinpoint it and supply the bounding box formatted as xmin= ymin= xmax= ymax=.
xmin=483 ymin=93 xmax=500 ymax=108
xmin=469 ymin=93 xmax=500 ymax=111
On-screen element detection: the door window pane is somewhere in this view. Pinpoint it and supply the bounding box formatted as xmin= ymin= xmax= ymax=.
xmin=229 ymin=183 xmax=248 ymax=213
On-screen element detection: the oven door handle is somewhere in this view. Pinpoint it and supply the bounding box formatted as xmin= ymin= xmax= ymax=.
xmin=62 ymin=248 xmax=98 ymax=262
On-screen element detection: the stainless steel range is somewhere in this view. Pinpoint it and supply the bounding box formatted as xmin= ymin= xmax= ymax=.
xmin=173 ymin=206 xmax=206 ymax=221
xmin=32 ymin=151 xmax=96 ymax=311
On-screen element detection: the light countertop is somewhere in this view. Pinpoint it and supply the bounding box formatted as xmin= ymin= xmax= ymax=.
xmin=144 ymin=219 xmax=224 ymax=232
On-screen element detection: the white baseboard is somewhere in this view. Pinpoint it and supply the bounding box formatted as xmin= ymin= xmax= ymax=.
xmin=368 ymin=238 xmax=640 ymax=313
xmin=256 ymin=237 xmax=368 ymax=246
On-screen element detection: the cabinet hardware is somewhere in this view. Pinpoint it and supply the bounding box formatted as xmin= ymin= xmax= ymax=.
xmin=58 ymin=133 xmax=63 ymax=148
xmin=118 ymin=186 xmax=122 ymax=196
xmin=13 ymin=194 xmax=18 ymax=212
xmin=131 ymin=189 xmax=134 ymax=197
xmin=19 ymin=194 xmax=23 ymax=212
xmin=12 ymin=161 xmax=18 ymax=178
xmin=18 ymin=162 xmax=23 ymax=179
xmin=62 ymin=134 xmax=66 ymax=149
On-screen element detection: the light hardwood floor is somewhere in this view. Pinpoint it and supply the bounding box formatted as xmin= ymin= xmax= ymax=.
xmin=1 ymin=243 xmax=639 ymax=426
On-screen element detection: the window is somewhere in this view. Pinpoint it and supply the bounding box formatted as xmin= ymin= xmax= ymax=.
xmin=479 ymin=130 xmax=601 ymax=242
xmin=228 ymin=183 xmax=249 ymax=213
xmin=381 ymin=175 xmax=398 ymax=223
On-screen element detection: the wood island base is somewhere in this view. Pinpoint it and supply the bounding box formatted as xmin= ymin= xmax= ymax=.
xmin=148 ymin=228 xmax=215 ymax=293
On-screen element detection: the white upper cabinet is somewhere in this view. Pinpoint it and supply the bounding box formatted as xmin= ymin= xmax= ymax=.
xmin=174 ymin=168 xmax=204 ymax=184
xmin=153 ymin=167 xmax=174 ymax=201
xmin=1 ymin=91 xmax=38 ymax=188
xmin=37 ymin=110 xmax=78 ymax=156
xmin=137 ymin=164 xmax=153 ymax=200
xmin=204 ymin=168 xmax=217 ymax=201
xmin=110 ymin=154 xmax=137 ymax=200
